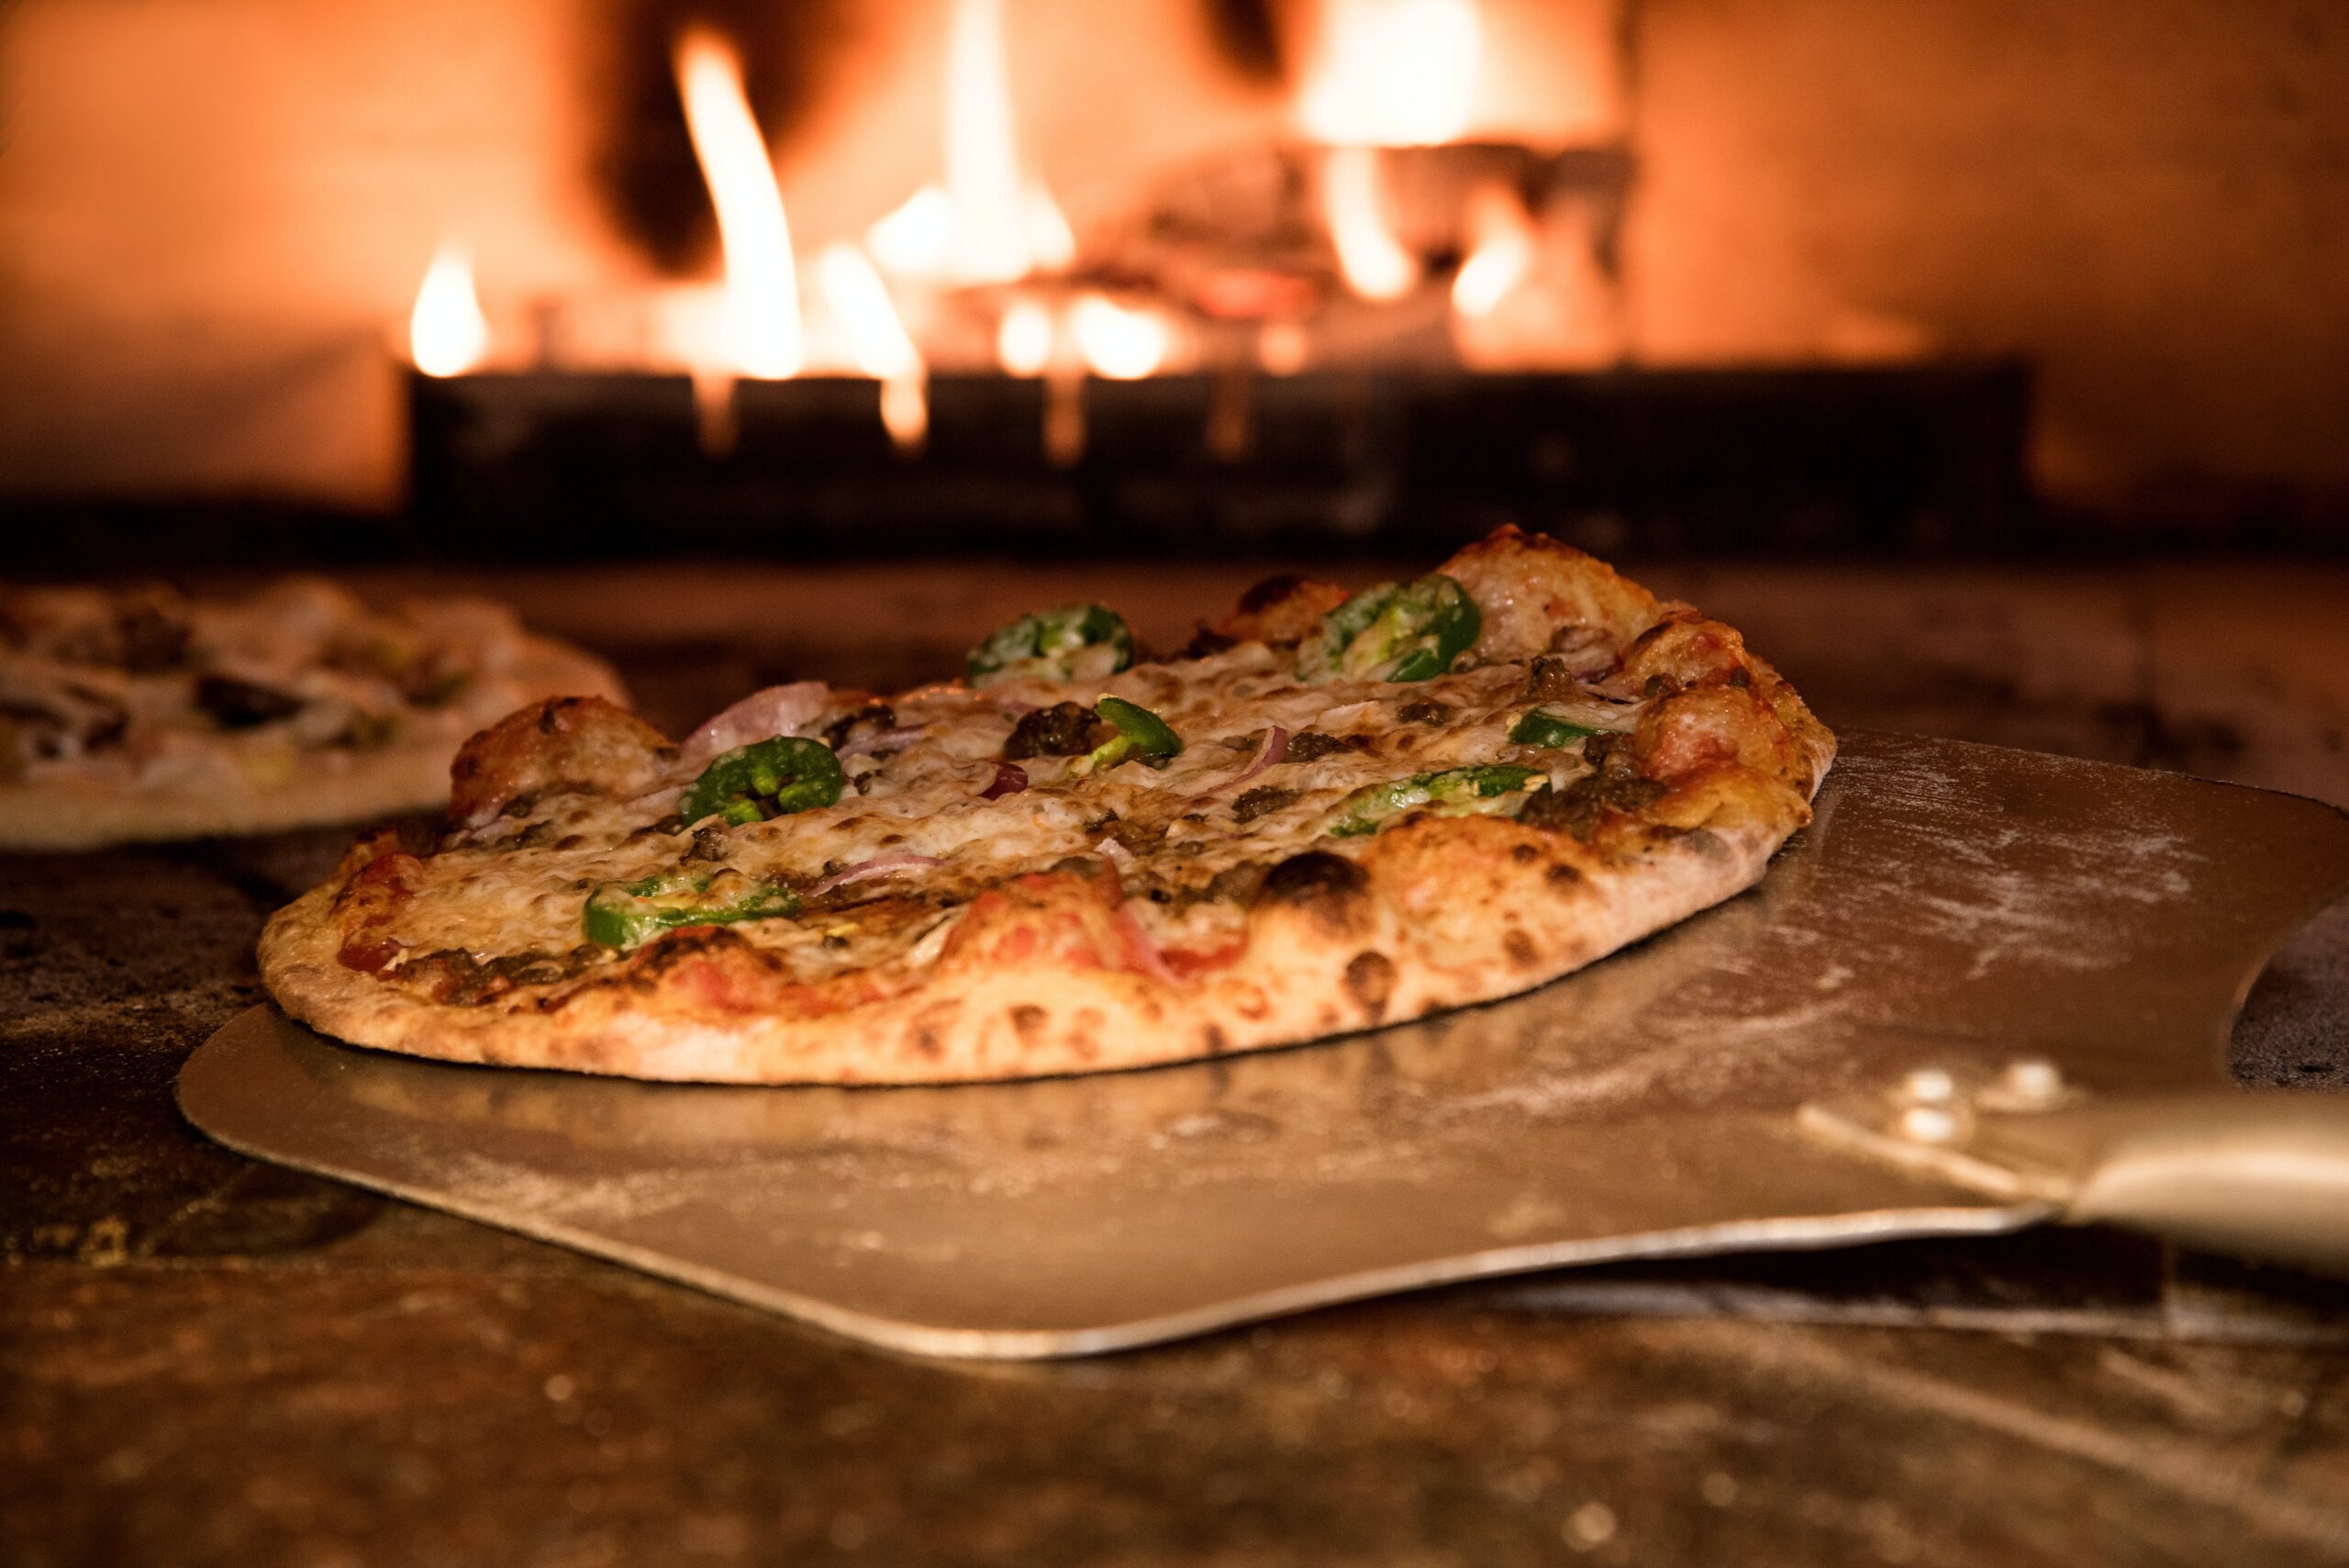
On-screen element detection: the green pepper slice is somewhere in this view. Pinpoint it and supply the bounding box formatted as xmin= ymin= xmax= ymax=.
xmin=966 ymin=604 xmax=1134 ymax=686
xmin=1297 ymin=573 xmax=1480 ymax=684
xmin=582 ymin=870 xmax=798 ymax=950
xmin=1327 ymin=764 xmax=1544 ymax=838
xmin=1081 ymin=695 xmax=1184 ymax=773
xmin=680 ymin=736 xmax=844 ymax=827
xmin=1508 ymin=709 xmax=1603 ymax=749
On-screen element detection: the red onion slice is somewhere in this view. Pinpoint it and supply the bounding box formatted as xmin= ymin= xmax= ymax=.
xmin=806 ymin=853 xmax=944 ymax=898
xmin=980 ymin=762 xmax=1029 ymax=798
xmin=1191 ymin=724 xmax=1288 ymax=801
xmin=681 ymin=682 xmax=831 ymax=764
xmin=1113 ymin=906 xmax=1180 ymax=985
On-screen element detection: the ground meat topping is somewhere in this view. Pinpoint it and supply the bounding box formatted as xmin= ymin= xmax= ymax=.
xmin=1524 ymin=655 xmax=1584 ymax=703
xmin=1003 ymin=701 xmax=1111 ymax=760
xmin=1284 ymin=730 xmax=1369 ymax=762
xmin=1520 ymin=771 xmax=1669 ymax=839
xmin=1232 ymin=785 xmax=1301 ymax=823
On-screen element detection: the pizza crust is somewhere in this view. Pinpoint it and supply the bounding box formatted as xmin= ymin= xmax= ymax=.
xmin=262 ymin=795 xmax=1800 ymax=1084
xmin=0 ymin=639 xmax=621 ymax=850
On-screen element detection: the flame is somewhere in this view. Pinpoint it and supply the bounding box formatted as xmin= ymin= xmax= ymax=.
xmin=943 ymin=0 xmax=1030 ymax=282
xmin=1299 ymin=0 xmax=1482 ymax=147
xmin=1323 ymin=147 xmax=1416 ymax=300
xmin=996 ymin=299 xmax=1054 ymax=376
xmin=409 ymin=244 xmax=487 ymax=377
xmin=674 ymin=28 xmax=801 ymax=379
xmin=1452 ymin=187 xmax=1533 ymax=317
xmin=867 ymin=186 xmax=950 ymax=274
xmin=868 ymin=0 xmax=1069 ymax=284
xmin=1071 ymin=295 xmax=1169 ymax=381
xmin=1022 ymin=188 xmax=1076 ymax=272
xmin=815 ymin=243 xmax=927 ymax=452
xmin=1258 ymin=321 xmax=1310 ymax=376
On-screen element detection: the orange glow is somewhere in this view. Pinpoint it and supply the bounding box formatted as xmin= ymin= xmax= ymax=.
xmin=1452 ymin=188 xmax=1533 ymax=317
xmin=942 ymin=0 xmax=1023 ymax=280
xmin=1299 ymin=0 xmax=1482 ymax=147
xmin=815 ymin=243 xmax=927 ymax=452
xmin=867 ymin=185 xmax=949 ymax=274
xmin=869 ymin=0 xmax=1070 ymax=284
xmin=1022 ymin=187 xmax=1076 ymax=272
xmin=1071 ymin=295 xmax=1169 ymax=380
xmin=1258 ymin=320 xmax=1310 ymax=375
xmin=996 ymin=298 xmax=1054 ymax=376
xmin=409 ymin=243 xmax=487 ymax=376
xmin=1323 ymin=146 xmax=1416 ymax=301
xmin=674 ymin=28 xmax=800 ymax=378
xmin=942 ymin=0 xmax=1069 ymax=282
xmin=815 ymin=244 xmax=918 ymax=381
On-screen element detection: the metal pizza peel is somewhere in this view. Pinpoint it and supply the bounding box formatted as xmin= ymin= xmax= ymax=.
xmin=178 ymin=732 xmax=2349 ymax=1358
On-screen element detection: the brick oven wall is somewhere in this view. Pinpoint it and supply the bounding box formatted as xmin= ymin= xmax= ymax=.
xmin=1626 ymin=0 xmax=2349 ymax=536
xmin=0 ymin=0 xmax=2342 ymax=536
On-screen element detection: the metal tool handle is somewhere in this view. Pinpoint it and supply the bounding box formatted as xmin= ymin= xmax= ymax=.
xmin=1980 ymin=1093 xmax=2349 ymax=1275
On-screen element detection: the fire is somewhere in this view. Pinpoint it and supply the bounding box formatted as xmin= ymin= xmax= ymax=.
xmin=941 ymin=0 xmax=1067 ymax=281
xmin=674 ymin=28 xmax=801 ymax=379
xmin=1452 ymin=187 xmax=1533 ymax=317
xmin=1323 ymin=147 xmax=1416 ymax=301
xmin=866 ymin=0 xmax=1070 ymax=284
xmin=815 ymin=244 xmax=927 ymax=452
xmin=409 ymin=244 xmax=487 ymax=377
xmin=1071 ymin=295 xmax=1169 ymax=381
xmin=1300 ymin=0 xmax=1483 ymax=299
xmin=1299 ymin=0 xmax=1483 ymax=147
xmin=996 ymin=299 xmax=1054 ymax=376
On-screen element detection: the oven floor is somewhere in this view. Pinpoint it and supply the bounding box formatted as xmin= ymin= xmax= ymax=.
xmin=7 ymin=560 xmax=2348 ymax=1567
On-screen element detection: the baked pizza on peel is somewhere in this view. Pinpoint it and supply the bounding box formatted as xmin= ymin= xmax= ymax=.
xmin=260 ymin=528 xmax=1833 ymax=1084
xmin=0 ymin=577 xmax=622 ymax=849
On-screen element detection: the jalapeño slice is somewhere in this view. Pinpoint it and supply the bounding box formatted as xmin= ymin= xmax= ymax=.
xmin=583 ymin=870 xmax=797 ymax=950
xmin=1080 ymin=695 xmax=1184 ymax=773
xmin=1508 ymin=709 xmax=1604 ymax=749
xmin=1297 ymin=573 xmax=1480 ymax=684
xmin=680 ymin=737 xmax=844 ymax=827
xmin=966 ymin=604 xmax=1134 ymax=687
xmin=1327 ymin=764 xmax=1544 ymax=838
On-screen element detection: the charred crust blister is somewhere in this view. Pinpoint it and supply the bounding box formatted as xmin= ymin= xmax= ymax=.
xmin=1204 ymin=862 xmax=1270 ymax=906
xmin=1237 ymin=573 xmax=1311 ymax=614
xmin=1258 ymin=851 xmax=1373 ymax=934
xmin=1343 ymin=951 xmax=1396 ymax=1020
xmin=1177 ymin=626 xmax=1240 ymax=660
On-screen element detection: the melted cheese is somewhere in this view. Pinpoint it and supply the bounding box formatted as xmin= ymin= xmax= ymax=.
xmin=378 ymin=643 xmax=1647 ymax=985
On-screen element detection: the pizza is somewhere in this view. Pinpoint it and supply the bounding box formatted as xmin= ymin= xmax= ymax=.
xmin=0 ymin=576 xmax=622 ymax=849
xmin=260 ymin=528 xmax=1833 ymax=1084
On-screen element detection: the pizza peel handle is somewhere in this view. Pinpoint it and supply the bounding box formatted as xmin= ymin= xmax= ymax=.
xmin=1802 ymin=1085 xmax=2349 ymax=1278
xmin=2008 ymin=1093 xmax=2349 ymax=1275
